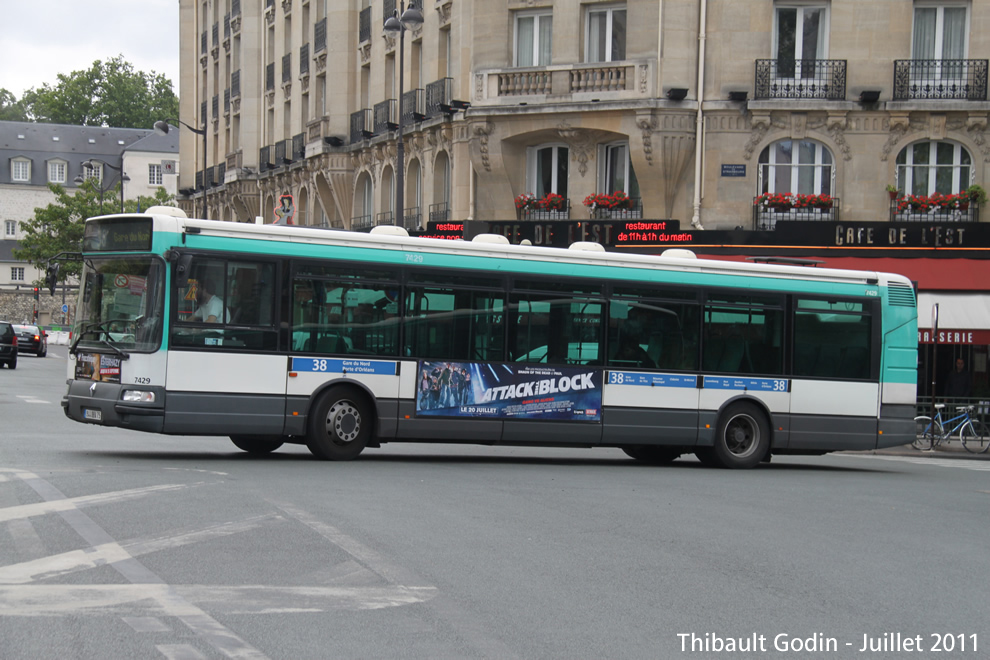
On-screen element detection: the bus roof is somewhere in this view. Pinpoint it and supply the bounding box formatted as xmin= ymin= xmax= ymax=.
xmin=108 ymin=213 xmax=912 ymax=290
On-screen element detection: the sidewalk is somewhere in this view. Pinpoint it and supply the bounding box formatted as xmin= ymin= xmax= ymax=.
xmin=858 ymin=439 xmax=990 ymax=461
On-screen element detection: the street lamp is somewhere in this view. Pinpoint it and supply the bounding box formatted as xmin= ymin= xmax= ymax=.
xmin=73 ymin=158 xmax=130 ymax=214
xmin=383 ymin=1 xmax=424 ymax=227
xmin=154 ymin=118 xmax=208 ymax=219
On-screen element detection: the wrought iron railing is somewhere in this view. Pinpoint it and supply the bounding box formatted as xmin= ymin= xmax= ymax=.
xmin=383 ymin=0 xmax=396 ymax=23
xmin=212 ymin=95 xmax=219 ymax=119
xmin=426 ymin=78 xmax=453 ymax=117
xmin=374 ymin=99 xmax=398 ymax=133
xmin=589 ymin=198 xmax=643 ymax=219
xmin=519 ymin=199 xmax=572 ymax=221
xmin=282 ymin=53 xmax=292 ymax=84
xmin=231 ymin=70 xmax=241 ymax=98
xmin=402 ymin=206 xmax=422 ymax=230
xmin=216 ymin=163 xmax=226 ymax=186
xmin=350 ymin=109 xmax=374 ymax=143
xmin=429 ymin=202 xmax=450 ymax=223
xmin=889 ymin=198 xmax=980 ymax=223
xmin=266 ymin=63 xmax=275 ymax=91
xmin=893 ymin=59 xmax=989 ymax=101
xmin=200 ymin=101 xmax=207 ymax=124
xmin=292 ymin=133 xmax=305 ymax=160
xmin=402 ymin=88 xmax=426 ymax=123
xmin=315 ymin=18 xmax=327 ymax=52
xmin=755 ymin=59 xmax=847 ymax=100
xmin=201 ymin=31 xmax=207 ymax=55
xmin=300 ymin=43 xmax=309 ymax=75
xmin=196 ymin=170 xmax=204 ymax=190
xmin=358 ymin=7 xmax=371 ymax=42
xmin=259 ymin=145 xmax=273 ymax=171
xmin=375 ymin=211 xmax=394 ymax=226
xmin=224 ymin=14 xmax=230 ymax=39
xmin=752 ymin=197 xmax=840 ymax=230
xmin=232 ymin=0 xmax=240 ymax=17
xmin=212 ymin=23 xmax=219 ymax=48
xmin=352 ymin=214 xmax=374 ymax=230
xmin=224 ymin=89 xmax=230 ymax=114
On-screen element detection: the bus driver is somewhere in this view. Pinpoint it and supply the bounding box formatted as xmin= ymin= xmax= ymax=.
xmin=191 ymin=278 xmax=229 ymax=323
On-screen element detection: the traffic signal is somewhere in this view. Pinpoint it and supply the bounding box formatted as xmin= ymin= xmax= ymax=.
xmin=33 ymin=287 xmax=39 ymax=301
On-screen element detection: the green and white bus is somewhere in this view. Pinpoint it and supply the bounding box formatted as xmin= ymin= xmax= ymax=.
xmin=59 ymin=207 xmax=918 ymax=468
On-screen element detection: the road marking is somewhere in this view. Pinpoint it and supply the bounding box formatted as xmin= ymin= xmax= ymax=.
xmin=123 ymin=616 xmax=171 ymax=633
xmin=14 ymin=395 xmax=50 ymax=404
xmin=0 ymin=483 xmax=199 ymax=524
xmin=156 ymin=644 xmax=209 ymax=660
xmin=840 ymin=454 xmax=990 ymax=471
xmin=0 ymin=514 xmax=281 ymax=584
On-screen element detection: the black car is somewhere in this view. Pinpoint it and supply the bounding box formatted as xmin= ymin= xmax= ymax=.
xmin=13 ymin=323 xmax=46 ymax=358
xmin=0 ymin=321 xmax=16 ymax=369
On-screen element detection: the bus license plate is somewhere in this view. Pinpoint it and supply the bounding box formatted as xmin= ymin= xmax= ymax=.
xmin=83 ymin=408 xmax=102 ymax=421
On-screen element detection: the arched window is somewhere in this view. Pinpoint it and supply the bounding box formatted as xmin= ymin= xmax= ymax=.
xmin=434 ymin=151 xmax=450 ymax=206
xmin=407 ymin=159 xmax=422 ymax=228
xmin=527 ymin=144 xmax=568 ymax=198
xmin=758 ymin=139 xmax=833 ymax=195
xmin=354 ymin=171 xmax=373 ymax=228
xmin=896 ymin=140 xmax=971 ymax=196
xmin=381 ymin=165 xmax=395 ymax=219
xmin=599 ymin=142 xmax=639 ymax=197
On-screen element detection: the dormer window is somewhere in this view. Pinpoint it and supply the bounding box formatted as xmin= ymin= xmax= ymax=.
xmin=11 ymin=158 xmax=30 ymax=182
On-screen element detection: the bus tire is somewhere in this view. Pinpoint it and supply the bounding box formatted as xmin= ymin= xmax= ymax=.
xmin=709 ymin=403 xmax=770 ymax=469
xmin=621 ymin=446 xmax=681 ymax=464
xmin=306 ymin=388 xmax=371 ymax=461
xmin=230 ymin=435 xmax=284 ymax=454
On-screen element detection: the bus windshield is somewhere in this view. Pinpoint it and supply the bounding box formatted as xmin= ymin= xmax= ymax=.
xmin=75 ymin=256 xmax=165 ymax=352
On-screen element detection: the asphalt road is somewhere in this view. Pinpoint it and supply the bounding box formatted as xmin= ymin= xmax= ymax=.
xmin=1 ymin=352 xmax=988 ymax=659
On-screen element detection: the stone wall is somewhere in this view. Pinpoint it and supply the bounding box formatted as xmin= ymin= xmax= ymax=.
xmin=0 ymin=288 xmax=75 ymax=327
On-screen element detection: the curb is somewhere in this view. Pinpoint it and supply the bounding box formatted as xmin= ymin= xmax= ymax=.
xmin=848 ymin=441 xmax=990 ymax=461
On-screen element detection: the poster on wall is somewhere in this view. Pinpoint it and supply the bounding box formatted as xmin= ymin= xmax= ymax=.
xmin=416 ymin=361 xmax=602 ymax=422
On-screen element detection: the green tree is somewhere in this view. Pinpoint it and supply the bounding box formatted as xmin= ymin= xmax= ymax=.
xmin=0 ymin=88 xmax=29 ymax=121
xmin=23 ymin=56 xmax=178 ymax=128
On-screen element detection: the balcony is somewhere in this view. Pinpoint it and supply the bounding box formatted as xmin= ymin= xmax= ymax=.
xmin=889 ymin=196 xmax=980 ymax=223
xmin=315 ymin=17 xmax=327 ymax=52
xmin=266 ymin=63 xmax=275 ymax=91
xmin=358 ymin=7 xmax=371 ymax=43
xmin=350 ymin=109 xmax=374 ymax=143
xmin=475 ymin=61 xmax=655 ymax=105
xmin=374 ymin=99 xmax=398 ymax=134
xmin=754 ymin=59 xmax=847 ymax=100
xmin=375 ymin=211 xmax=394 ymax=226
xmin=429 ymin=202 xmax=450 ymax=223
xmin=282 ymin=53 xmax=292 ymax=84
xmin=259 ymin=145 xmax=274 ymax=172
xmin=893 ymin=59 xmax=989 ymax=101
xmin=518 ymin=198 xmax=572 ymax=221
xmin=292 ymin=133 xmax=305 ymax=161
xmin=274 ymin=139 xmax=292 ymax=166
xmin=401 ymin=207 xmax=422 ymax=230
xmin=351 ymin=214 xmax=373 ymax=230
xmin=588 ymin=197 xmax=643 ymax=220
xmin=402 ymin=88 xmax=426 ymax=123
xmin=299 ymin=43 xmax=309 ymax=76
xmin=426 ymin=78 xmax=453 ymax=117
xmin=231 ymin=70 xmax=241 ymax=98
xmin=752 ymin=196 xmax=840 ymax=230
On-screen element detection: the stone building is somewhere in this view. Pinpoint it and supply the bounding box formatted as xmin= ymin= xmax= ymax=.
xmin=178 ymin=0 xmax=987 ymax=229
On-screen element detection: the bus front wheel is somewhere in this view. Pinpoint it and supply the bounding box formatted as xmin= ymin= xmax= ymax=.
xmin=230 ymin=435 xmax=284 ymax=454
xmin=306 ymin=388 xmax=371 ymax=461
xmin=703 ymin=403 xmax=770 ymax=469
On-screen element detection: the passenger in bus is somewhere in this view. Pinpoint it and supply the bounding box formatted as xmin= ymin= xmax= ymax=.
xmin=191 ymin=279 xmax=229 ymax=323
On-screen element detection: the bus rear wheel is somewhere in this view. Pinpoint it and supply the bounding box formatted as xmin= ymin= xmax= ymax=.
xmin=707 ymin=403 xmax=770 ymax=469
xmin=230 ymin=435 xmax=284 ymax=454
xmin=621 ymin=446 xmax=682 ymax=464
xmin=306 ymin=388 xmax=371 ymax=461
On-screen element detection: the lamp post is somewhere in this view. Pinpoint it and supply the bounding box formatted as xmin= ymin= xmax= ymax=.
xmin=73 ymin=158 xmax=130 ymax=214
xmin=154 ymin=118 xmax=208 ymax=219
xmin=383 ymin=1 xmax=424 ymax=227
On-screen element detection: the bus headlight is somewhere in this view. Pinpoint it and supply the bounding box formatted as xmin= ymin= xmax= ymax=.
xmin=122 ymin=390 xmax=156 ymax=403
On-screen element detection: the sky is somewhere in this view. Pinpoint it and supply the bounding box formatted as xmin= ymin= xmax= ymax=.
xmin=0 ymin=0 xmax=180 ymax=98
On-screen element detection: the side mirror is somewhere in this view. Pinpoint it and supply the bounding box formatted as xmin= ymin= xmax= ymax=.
xmin=45 ymin=262 xmax=60 ymax=296
xmin=175 ymin=253 xmax=194 ymax=288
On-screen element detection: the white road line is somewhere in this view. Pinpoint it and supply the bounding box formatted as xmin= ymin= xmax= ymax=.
xmin=156 ymin=644 xmax=209 ymax=660
xmin=0 ymin=513 xmax=281 ymax=584
xmin=840 ymin=454 xmax=990 ymax=471
xmin=0 ymin=483 xmax=199 ymax=523
xmin=0 ymin=584 xmax=435 ymax=616
xmin=123 ymin=616 xmax=172 ymax=633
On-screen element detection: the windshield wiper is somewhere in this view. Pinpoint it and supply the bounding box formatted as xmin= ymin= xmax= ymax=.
xmin=69 ymin=320 xmax=132 ymax=359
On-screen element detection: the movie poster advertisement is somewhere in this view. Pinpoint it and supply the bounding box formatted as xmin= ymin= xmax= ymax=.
xmin=416 ymin=361 xmax=602 ymax=422
xmin=74 ymin=352 xmax=123 ymax=384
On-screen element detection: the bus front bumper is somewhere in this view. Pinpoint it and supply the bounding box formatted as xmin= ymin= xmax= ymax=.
xmin=63 ymin=380 xmax=166 ymax=434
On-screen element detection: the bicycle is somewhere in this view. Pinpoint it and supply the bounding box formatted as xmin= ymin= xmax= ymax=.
xmin=913 ymin=404 xmax=989 ymax=453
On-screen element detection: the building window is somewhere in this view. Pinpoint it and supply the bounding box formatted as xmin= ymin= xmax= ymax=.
xmin=11 ymin=267 xmax=24 ymax=282
xmin=775 ymin=4 xmax=828 ymax=78
xmin=11 ymin=159 xmax=30 ymax=182
xmin=586 ymin=5 xmax=625 ymax=63
xmin=528 ymin=144 xmax=568 ymax=199
xmin=149 ymin=164 xmax=163 ymax=186
xmin=48 ymin=161 xmax=66 ymax=184
xmin=758 ymin=139 xmax=834 ymax=195
xmin=913 ymin=4 xmax=967 ymax=62
xmin=600 ymin=142 xmax=640 ymax=197
xmin=896 ymin=140 xmax=971 ymax=196
xmin=84 ymin=164 xmax=103 ymax=183
xmin=515 ymin=11 xmax=552 ymax=67
xmin=4 ymin=220 xmax=15 ymax=237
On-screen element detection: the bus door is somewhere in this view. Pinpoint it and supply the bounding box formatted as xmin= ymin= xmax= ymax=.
xmin=165 ymin=258 xmax=285 ymax=435
xmin=288 ymin=275 xmax=402 ymax=436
